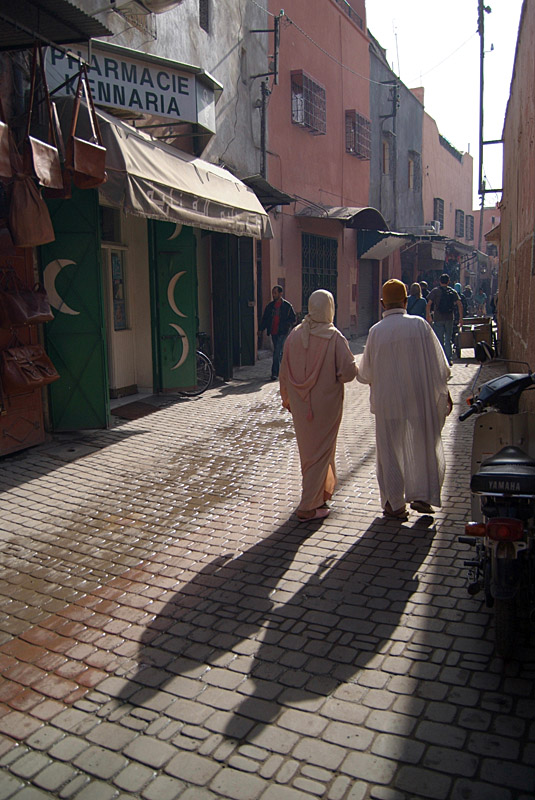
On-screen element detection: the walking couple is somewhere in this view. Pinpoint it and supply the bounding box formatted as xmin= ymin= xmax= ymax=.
xmin=279 ymin=282 xmax=452 ymax=522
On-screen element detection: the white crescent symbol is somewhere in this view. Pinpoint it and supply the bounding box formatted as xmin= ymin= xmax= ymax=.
xmin=168 ymin=223 xmax=183 ymax=240
xmin=43 ymin=259 xmax=80 ymax=315
xmin=169 ymin=323 xmax=189 ymax=369
xmin=167 ymin=271 xmax=187 ymax=318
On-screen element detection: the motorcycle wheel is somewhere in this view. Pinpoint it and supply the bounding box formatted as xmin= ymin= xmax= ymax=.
xmin=494 ymin=598 xmax=516 ymax=658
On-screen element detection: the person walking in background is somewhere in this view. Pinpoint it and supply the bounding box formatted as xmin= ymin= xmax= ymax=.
xmin=357 ymin=279 xmax=452 ymax=521
xmin=406 ymin=283 xmax=427 ymax=318
xmin=279 ymin=289 xmax=357 ymax=521
xmin=474 ymin=287 xmax=488 ymax=316
xmin=426 ymin=273 xmax=463 ymax=365
xmin=259 ymin=285 xmax=296 ymax=380
xmin=419 ymin=280 xmax=430 ymax=299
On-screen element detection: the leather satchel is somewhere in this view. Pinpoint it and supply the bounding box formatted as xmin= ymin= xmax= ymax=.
xmin=1 ymin=342 xmax=60 ymax=395
xmin=0 ymin=269 xmax=54 ymax=327
xmin=67 ymin=65 xmax=107 ymax=190
xmin=24 ymin=44 xmax=62 ymax=190
xmin=0 ymin=98 xmax=12 ymax=179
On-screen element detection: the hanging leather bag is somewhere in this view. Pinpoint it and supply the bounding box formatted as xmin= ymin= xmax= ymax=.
xmin=42 ymin=100 xmax=72 ymax=200
xmin=24 ymin=43 xmax=63 ymax=190
xmin=7 ymin=133 xmax=55 ymax=248
xmin=0 ymin=268 xmax=54 ymax=327
xmin=1 ymin=336 xmax=59 ymax=395
xmin=0 ymin=98 xmax=12 ymax=179
xmin=66 ymin=64 xmax=107 ymax=189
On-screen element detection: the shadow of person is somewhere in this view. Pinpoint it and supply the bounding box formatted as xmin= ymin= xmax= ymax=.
xmin=117 ymin=513 xmax=435 ymax=745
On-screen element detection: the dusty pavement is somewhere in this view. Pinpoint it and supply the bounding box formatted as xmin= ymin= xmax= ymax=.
xmin=0 ymin=341 xmax=534 ymax=800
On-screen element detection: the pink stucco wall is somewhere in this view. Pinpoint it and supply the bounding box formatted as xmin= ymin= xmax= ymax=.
xmin=421 ymin=108 xmax=474 ymax=240
xmin=498 ymin=0 xmax=535 ymax=373
xmin=265 ymin=0 xmax=370 ymax=333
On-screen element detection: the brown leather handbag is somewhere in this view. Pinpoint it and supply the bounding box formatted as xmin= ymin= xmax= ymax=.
xmin=0 ymin=268 xmax=54 ymax=327
xmin=7 ymin=134 xmax=56 ymax=247
xmin=66 ymin=64 xmax=107 ymax=189
xmin=1 ymin=339 xmax=59 ymax=395
xmin=24 ymin=43 xmax=63 ymax=191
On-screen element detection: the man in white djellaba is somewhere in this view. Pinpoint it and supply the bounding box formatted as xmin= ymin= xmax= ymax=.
xmin=357 ymin=279 xmax=452 ymax=521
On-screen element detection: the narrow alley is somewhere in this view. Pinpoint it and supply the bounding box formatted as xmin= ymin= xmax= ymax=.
xmin=0 ymin=348 xmax=533 ymax=800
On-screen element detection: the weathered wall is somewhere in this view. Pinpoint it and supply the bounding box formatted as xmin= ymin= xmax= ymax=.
xmin=422 ymin=109 xmax=474 ymax=241
xmin=498 ymin=0 xmax=535 ymax=378
xmin=369 ymin=35 xmax=424 ymax=232
xmin=266 ymin=0 xmax=370 ymax=334
xmin=91 ymin=0 xmax=268 ymax=176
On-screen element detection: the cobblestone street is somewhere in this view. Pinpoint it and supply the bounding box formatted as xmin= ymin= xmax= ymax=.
xmin=0 ymin=342 xmax=534 ymax=800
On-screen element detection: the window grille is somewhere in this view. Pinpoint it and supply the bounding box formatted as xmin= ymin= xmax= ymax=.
xmin=301 ymin=234 xmax=338 ymax=313
xmin=465 ymin=214 xmax=474 ymax=241
xmin=291 ymin=71 xmax=326 ymax=135
xmin=345 ymin=111 xmax=371 ymax=159
xmin=382 ymin=139 xmax=390 ymax=174
xmin=455 ymin=209 xmax=465 ymax=238
xmin=433 ymin=197 xmax=445 ymax=229
xmin=199 ymin=0 xmax=209 ymax=32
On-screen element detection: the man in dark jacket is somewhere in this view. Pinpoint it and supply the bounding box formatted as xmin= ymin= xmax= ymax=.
xmin=259 ymin=285 xmax=296 ymax=380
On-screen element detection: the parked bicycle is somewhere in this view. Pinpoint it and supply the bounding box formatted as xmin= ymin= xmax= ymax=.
xmin=179 ymin=331 xmax=215 ymax=397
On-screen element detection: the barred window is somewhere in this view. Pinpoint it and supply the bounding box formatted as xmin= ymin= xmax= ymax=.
xmin=291 ymin=70 xmax=326 ymax=135
xmin=408 ymin=151 xmax=421 ymax=191
xmin=433 ymin=197 xmax=445 ymax=228
xmin=301 ymin=234 xmax=338 ymax=313
xmin=345 ymin=111 xmax=371 ymax=159
xmin=465 ymin=214 xmax=474 ymax=241
xmin=455 ymin=209 xmax=465 ymax=238
xmin=382 ymin=138 xmax=390 ymax=174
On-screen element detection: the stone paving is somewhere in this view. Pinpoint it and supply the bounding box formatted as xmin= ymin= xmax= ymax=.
xmin=0 ymin=340 xmax=534 ymax=800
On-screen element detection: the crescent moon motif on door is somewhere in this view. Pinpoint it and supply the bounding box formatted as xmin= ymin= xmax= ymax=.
xmin=167 ymin=271 xmax=187 ymax=318
xmin=43 ymin=259 xmax=81 ymax=315
xmin=169 ymin=323 xmax=189 ymax=369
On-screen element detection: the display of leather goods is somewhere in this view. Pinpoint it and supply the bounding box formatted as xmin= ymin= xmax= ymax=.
xmin=1 ymin=342 xmax=60 ymax=395
xmin=67 ymin=64 xmax=107 ymax=190
xmin=24 ymin=43 xmax=62 ymax=189
xmin=0 ymin=269 xmax=54 ymax=327
xmin=0 ymin=98 xmax=12 ymax=179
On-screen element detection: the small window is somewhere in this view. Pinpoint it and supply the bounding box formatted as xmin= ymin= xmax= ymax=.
xmin=433 ymin=197 xmax=445 ymax=229
xmin=382 ymin=139 xmax=390 ymax=174
xmin=465 ymin=214 xmax=474 ymax=241
xmin=345 ymin=111 xmax=371 ymax=159
xmin=199 ymin=0 xmax=209 ymax=33
xmin=455 ymin=209 xmax=465 ymax=238
xmin=111 ymin=250 xmax=128 ymax=331
xmin=100 ymin=206 xmax=121 ymax=243
xmin=408 ymin=157 xmax=414 ymax=189
xmin=291 ymin=70 xmax=326 ymax=135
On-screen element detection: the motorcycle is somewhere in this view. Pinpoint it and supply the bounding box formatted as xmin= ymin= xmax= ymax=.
xmin=458 ymin=343 xmax=535 ymax=657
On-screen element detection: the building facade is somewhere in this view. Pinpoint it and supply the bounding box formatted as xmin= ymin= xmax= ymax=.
xmin=497 ymin=0 xmax=535 ymax=373
xmin=264 ymin=0 xmax=375 ymax=337
xmin=0 ymin=0 xmax=272 ymax=451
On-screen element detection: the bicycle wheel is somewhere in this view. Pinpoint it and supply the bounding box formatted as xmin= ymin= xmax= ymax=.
xmin=179 ymin=351 xmax=214 ymax=397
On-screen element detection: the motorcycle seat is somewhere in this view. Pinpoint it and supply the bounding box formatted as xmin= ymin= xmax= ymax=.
xmin=471 ymin=445 xmax=535 ymax=495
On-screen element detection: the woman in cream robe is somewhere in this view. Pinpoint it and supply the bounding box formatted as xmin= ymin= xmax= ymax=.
xmin=279 ymin=290 xmax=358 ymax=520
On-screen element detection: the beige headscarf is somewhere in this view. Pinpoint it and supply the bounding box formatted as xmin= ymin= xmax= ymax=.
xmin=300 ymin=289 xmax=336 ymax=348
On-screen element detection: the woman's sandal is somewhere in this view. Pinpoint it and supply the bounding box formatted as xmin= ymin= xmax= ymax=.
xmin=297 ymin=507 xmax=331 ymax=522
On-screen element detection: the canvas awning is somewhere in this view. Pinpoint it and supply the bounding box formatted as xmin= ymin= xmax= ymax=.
xmin=296 ymin=205 xmax=387 ymax=229
xmin=56 ymin=102 xmax=272 ymax=239
xmin=358 ymin=230 xmax=412 ymax=260
xmin=94 ymin=108 xmax=272 ymax=238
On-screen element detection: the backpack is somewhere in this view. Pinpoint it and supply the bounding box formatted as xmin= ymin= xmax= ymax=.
xmin=437 ymin=286 xmax=457 ymax=314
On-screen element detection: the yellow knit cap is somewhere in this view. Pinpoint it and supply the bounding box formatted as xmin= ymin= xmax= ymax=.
xmin=382 ymin=279 xmax=407 ymax=305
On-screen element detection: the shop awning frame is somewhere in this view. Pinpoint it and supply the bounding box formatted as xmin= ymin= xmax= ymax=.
xmin=296 ymin=204 xmax=388 ymax=230
xmin=357 ymin=230 xmax=412 ymax=260
xmin=0 ymin=0 xmax=114 ymax=51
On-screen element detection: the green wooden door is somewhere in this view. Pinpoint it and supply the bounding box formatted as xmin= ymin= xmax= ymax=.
xmin=40 ymin=188 xmax=109 ymax=430
xmin=238 ymin=237 xmax=255 ymax=366
xmin=149 ymin=222 xmax=197 ymax=391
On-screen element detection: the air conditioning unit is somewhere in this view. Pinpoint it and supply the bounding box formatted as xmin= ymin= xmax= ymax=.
xmin=425 ymin=220 xmax=441 ymax=234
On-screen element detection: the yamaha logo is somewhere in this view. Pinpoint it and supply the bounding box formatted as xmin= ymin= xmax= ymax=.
xmin=489 ymin=480 xmax=521 ymax=492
